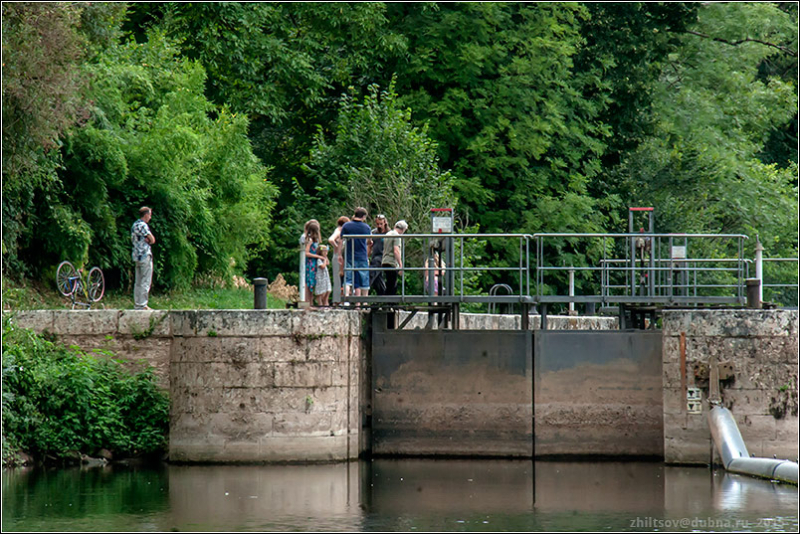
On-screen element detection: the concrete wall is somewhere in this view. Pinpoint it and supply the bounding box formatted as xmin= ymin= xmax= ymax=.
xmin=169 ymin=310 xmax=366 ymax=463
xmin=6 ymin=309 xmax=367 ymax=464
xmin=6 ymin=310 xmax=173 ymax=387
xmin=10 ymin=308 xmax=796 ymax=464
xmin=662 ymin=309 xmax=799 ymax=465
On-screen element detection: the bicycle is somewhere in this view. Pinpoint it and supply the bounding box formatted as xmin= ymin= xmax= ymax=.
xmin=56 ymin=261 xmax=105 ymax=309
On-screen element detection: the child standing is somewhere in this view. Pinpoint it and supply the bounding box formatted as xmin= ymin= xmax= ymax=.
xmin=304 ymin=220 xmax=326 ymax=305
xmin=315 ymin=245 xmax=332 ymax=306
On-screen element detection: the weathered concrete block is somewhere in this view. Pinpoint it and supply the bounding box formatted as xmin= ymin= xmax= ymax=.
xmin=775 ymin=417 xmax=800 ymax=445
xmin=752 ymin=336 xmax=799 ymax=363
xmin=330 ymin=360 xmax=349 ymax=387
xmin=663 ymin=387 xmax=688 ymax=416
xmin=53 ymin=310 xmax=118 ymax=335
xmin=182 ymin=362 xmax=274 ymax=389
xmin=170 ymin=411 xmax=215 ymax=434
xmin=118 ymin=310 xmax=170 ymax=337
xmin=274 ymin=361 xmax=334 ymax=388
xmin=260 ymin=336 xmax=304 ymax=362
xmin=210 ymin=412 xmax=274 ymax=440
xmin=171 ymin=362 xmax=204 ymax=389
xmin=195 ymin=310 xmax=296 ymax=337
xmin=217 ymin=387 xmax=278 ymax=414
xmin=662 ymin=362 xmax=685 ymax=390
xmin=349 ymin=311 xmax=366 ymax=337
xmin=170 ymin=386 xmax=224 ymax=414
xmin=6 ymin=310 xmax=55 ymax=333
xmin=221 ymin=441 xmax=262 ymax=458
xmin=294 ymin=310 xmax=350 ymax=337
xmin=257 ymin=435 xmax=352 ymax=462
xmin=306 ymin=336 xmax=348 ymax=363
xmin=170 ymin=311 xmax=197 ymax=337
xmin=720 ymin=389 xmax=770 ymax=415
xmin=664 ymin=437 xmax=712 ymax=465
xmin=175 ymin=336 xmax=262 ymax=364
xmin=738 ymin=414 xmax=777 ymax=441
xmin=272 ymin=412 xmax=335 ymax=436
xmin=348 ymin=336 xmax=363 ymax=362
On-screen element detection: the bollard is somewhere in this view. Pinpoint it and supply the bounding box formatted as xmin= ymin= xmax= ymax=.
xmin=746 ymin=278 xmax=761 ymax=309
xmin=253 ymin=277 xmax=268 ymax=309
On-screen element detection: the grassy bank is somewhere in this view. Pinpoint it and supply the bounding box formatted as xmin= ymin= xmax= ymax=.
xmin=2 ymin=278 xmax=289 ymax=311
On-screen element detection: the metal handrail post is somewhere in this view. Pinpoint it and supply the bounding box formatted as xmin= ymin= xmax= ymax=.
xmin=523 ymin=235 xmax=529 ymax=297
xmin=519 ymin=237 xmax=523 ymax=298
xmin=332 ymin=247 xmax=341 ymax=304
xmin=401 ymin=237 xmax=406 ymax=302
xmin=460 ymin=236 xmax=464 ymax=300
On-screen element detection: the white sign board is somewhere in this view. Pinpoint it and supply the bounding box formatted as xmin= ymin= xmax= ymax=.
xmin=432 ymin=216 xmax=453 ymax=234
xmin=671 ymin=245 xmax=687 ymax=260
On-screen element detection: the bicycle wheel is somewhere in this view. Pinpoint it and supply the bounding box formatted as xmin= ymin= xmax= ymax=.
xmin=56 ymin=261 xmax=78 ymax=297
xmin=87 ymin=267 xmax=105 ymax=302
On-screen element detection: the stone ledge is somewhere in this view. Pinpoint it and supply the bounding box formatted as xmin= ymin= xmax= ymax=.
xmin=118 ymin=310 xmax=171 ymax=337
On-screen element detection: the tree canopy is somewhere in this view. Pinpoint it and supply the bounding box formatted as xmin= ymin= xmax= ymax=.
xmin=2 ymin=2 xmax=796 ymax=297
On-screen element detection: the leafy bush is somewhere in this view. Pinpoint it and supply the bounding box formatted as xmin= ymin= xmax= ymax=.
xmin=1 ymin=316 xmax=169 ymax=463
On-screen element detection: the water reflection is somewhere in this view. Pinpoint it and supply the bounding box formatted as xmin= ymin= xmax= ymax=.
xmin=168 ymin=463 xmax=362 ymax=531
xmin=3 ymin=460 xmax=798 ymax=532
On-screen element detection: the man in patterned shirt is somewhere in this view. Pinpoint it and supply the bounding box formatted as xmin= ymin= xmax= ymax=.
xmin=131 ymin=206 xmax=156 ymax=310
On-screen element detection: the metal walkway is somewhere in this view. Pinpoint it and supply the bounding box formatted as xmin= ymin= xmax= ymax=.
xmin=333 ymin=232 xmax=757 ymax=307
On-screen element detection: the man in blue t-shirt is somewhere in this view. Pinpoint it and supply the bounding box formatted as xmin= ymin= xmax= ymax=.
xmin=340 ymin=207 xmax=372 ymax=297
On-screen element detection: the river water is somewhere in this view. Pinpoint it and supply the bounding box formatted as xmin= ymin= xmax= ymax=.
xmin=3 ymin=459 xmax=798 ymax=532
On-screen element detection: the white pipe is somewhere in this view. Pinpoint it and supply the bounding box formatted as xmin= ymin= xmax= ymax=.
xmin=708 ymin=406 xmax=798 ymax=485
xmin=754 ymin=238 xmax=764 ymax=305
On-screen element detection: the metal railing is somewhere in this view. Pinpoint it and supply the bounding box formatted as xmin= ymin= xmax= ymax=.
xmin=760 ymin=257 xmax=799 ymax=307
xmin=331 ymin=232 xmax=762 ymax=307
xmin=534 ymin=233 xmax=749 ymax=305
xmin=335 ymin=233 xmax=531 ymax=305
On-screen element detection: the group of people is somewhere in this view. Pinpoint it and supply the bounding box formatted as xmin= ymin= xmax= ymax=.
xmin=302 ymin=207 xmax=408 ymax=307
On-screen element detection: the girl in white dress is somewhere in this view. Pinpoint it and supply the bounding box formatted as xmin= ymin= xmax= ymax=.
xmin=315 ymin=245 xmax=332 ymax=306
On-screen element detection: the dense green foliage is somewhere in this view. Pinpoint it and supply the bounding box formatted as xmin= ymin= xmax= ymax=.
xmin=3 ymin=3 xmax=276 ymax=291
xmin=2 ymin=316 xmax=169 ymax=462
xmin=307 ymin=80 xmax=456 ymax=237
xmin=2 ymin=2 xmax=797 ymax=296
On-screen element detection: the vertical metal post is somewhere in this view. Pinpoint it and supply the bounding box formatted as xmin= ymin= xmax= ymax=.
xmin=648 ymin=234 xmax=655 ymax=298
xmin=526 ymin=236 xmax=531 ymax=297
xmin=447 ymin=234 xmax=455 ymax=300
xmin=684 ymin=238 xmax=689 ymax=298
xmin=332 ymin=246 xmax=341 ymax=304
xmin=299 ymin=232 xmax=306 ymax=302
xmin=601 ymin=236 xmax=606 ymax=300
xmin=519 ymin=238 xmax=524 ymax=298
xmin=521 ymin=303 xmax=529 ymax=331
xmin=668 ymin=236 xmax=674 ymax=299
xmin=754 ymin=237 xmax=764 ymax=305
xmin=401 ymin=237 xmax=406 ymax=302
xmin=459 ymin=236 xmax=464 ymax=300
xmin=568 ymin=267 xmax=575 ymax=313
xmin=540 ymin=303 xmax=548 ymax=331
